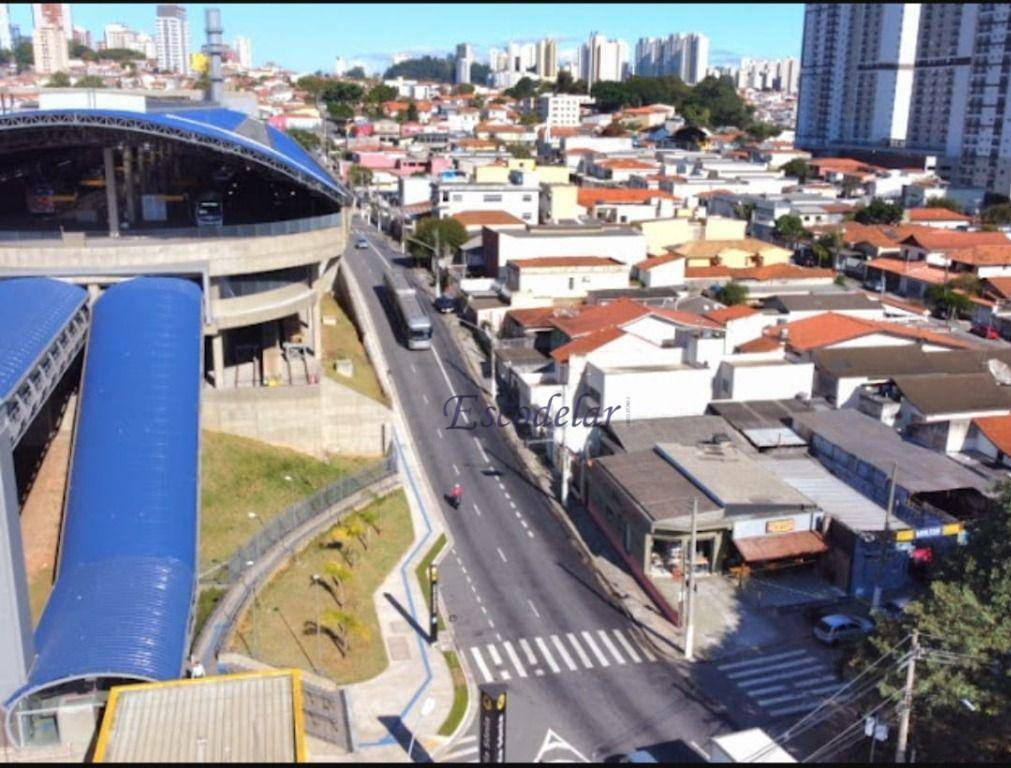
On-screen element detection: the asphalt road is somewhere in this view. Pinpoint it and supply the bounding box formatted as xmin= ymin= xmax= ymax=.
xmin=343 ymin=219 xmax=725 ymax=763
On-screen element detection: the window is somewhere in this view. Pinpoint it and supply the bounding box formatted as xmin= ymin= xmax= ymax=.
xmin=483 ymin=194 xmax=503 ymax=203
xmin=568 ymin=277 xmax=575 ymax=290
xmin=442 ymin=192 xmax=450 ymax=202
xmin=452 ymin=194 xmax=462 ymax=202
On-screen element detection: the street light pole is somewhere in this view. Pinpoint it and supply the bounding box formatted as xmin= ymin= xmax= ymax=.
xmin=311 ymin=573 xmax=322 ymax=668
xmin=429 ymin=563 xmax=439 ymax=644
xmin=684 ymin=498 xmax=699 ymax=662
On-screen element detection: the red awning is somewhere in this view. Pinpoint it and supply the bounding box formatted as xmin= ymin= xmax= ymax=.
xmin=734 ymin=531 xmax=828 ymax=563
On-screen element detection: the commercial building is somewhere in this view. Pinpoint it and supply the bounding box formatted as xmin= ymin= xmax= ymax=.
xmin=155 ymin=3 xmax=190 ymax=75
xmin=634 ymin=33 xmax=709 ymax=85
xmin=797 ymin=3 xmax=1011 ymax=197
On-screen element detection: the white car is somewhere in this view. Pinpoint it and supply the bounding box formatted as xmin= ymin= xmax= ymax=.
xmin=355 ymin=237 xmax=369 ymax=249
xmin=813 ymin=614 xmax=876 ymax=646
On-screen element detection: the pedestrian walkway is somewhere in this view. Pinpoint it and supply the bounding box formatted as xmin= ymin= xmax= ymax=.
xmin=439 ymin=733 xmax=479 ymax=763
xmin=714 ymin=646 xmax=844 ymax=719
xmin=467 ymin=627 xmax=658 ymax=684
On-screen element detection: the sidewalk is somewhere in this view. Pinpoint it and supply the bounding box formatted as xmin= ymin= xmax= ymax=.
xmin=336 ymin=250 xmax=473 ymax=763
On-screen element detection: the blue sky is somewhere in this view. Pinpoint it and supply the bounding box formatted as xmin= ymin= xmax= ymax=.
xmin=10 ymin=3 xmax=803 ymax=74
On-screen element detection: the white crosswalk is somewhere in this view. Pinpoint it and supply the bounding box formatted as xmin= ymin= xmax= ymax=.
xmin=467 ymin=628 xmax=657 ymax=683
xmin=716 ymin=647 xmax=845 ymax=718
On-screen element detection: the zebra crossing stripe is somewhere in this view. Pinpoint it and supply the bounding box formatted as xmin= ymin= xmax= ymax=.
xmin=612 ymin=629 xmax=641 ymax=663
xmin=487 ymin=644 xmax=504 ymax=667
xmin=596 ymin=630 xmax=627 ymax=665
xmin=535 ymin=637 xmax=561 ymax=674
xmin=470 ymin=647 xmax=493 ymax=683
xmin=726 ymin=655 xmax=815 ymax=680
xmin=519 ymin=638 xmax=538 ymax=666
xmin=502 ymin=641 xmax=527 ymax=678
xmin=718 ymin=648 xmax=807 ymax=672
xmin=792 ymin=674 xmax=840 ymax=690
xmin=581 ymin=631 xmax=611 ymax=667
xmin=758 ymin=683 xmax=844 ymax=708
xmin=551 ymin=634 xmax=579 ymax=672
xmin=566 ymin=633 xmax=594 ymax=668
xmin=736 ymin=664 xmax=825 ymax=688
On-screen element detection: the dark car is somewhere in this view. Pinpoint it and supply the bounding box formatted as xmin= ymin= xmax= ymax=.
xmin=433 ymin=295 xmax=457 ymax=314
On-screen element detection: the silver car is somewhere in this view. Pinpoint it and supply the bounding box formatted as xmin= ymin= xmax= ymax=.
xmin=813 ymin=614 xmax=876 ymax=646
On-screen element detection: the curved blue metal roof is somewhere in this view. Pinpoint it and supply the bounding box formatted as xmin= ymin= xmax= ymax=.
xmin=0 ymin=107 xmax=344 ymax=201
xmin=5 ymin=277 xmax=203 ymax=709
xmin=0 ymin=278 xmax=87 ymax=402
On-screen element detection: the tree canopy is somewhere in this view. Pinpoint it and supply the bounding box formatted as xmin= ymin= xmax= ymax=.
xmin=384 ymin=55 xmax=453 ymax=82
xmin=925 ymin=197 xmax=965 ymax=213
xmin=981 ymin=202 xmax=1011 ymax=226
xmin=45 ymin=72 xmax=71 ymax=88
xmin=286 ymin=128 xmax=320 ymax=152
xmin=345 ymin=66 xmax=366 ymax=80
xmin=505 ymin=76 xmax=537 ymax=100
xmin=409 ymin=217 xmax=468 ymax=263
xmin=365 ymin=83 xmax=398 ymax=104
xmin=719 ymin=281 xmax=749 ymax=306
xmin=854 ymin=197 xmax=904 ymax=225
xmin=780 ymin=157 xmax=812 ymax=181
xmin=774 ymin=213 xmax=808 ymax=243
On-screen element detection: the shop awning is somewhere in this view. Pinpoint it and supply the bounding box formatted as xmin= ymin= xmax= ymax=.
xmin=734 ymin=531 xmax=828 ymax=563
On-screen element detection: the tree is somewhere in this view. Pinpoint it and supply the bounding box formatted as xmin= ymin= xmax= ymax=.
xmin=925 ymin=197 xmax=965 ymax=213
xmin=326 ymin=101 xmax=354 ymax=122
xmin=347 ymin=165 xmax=373 ymax=189
xmin=774 ymin=213 xmax=808 ymax=246
xmin=74 ymin=75 xmax=106 ymax=88
xmin=323 ymin=561 xmax=354 ymax=607
xmin=286 ymin=128 xmax=320 ymax=152
xmin=296 ymin=74 xmax=330 ymax=98
xmin=601 ymin=118 xmax=629 ymax=137
xmin=384 ymin=55 xmax=454 ymax=82
xmin=410 ymin=217 xmax=468 ymax=265
xmin=97 ymin=47 xmax=145 ymax=63
xmin=319 ymin=609 xmax=369 ymax=656
xmin=854 ymin=197 xmax=904 ymax=225
xmin=70 ymin=42 xmax=97 ymax=61
xmin=359 ymin=506 xmax=382 ymax=534
xmin=365 ymin=83 xmax=398 ymax=103
xmin=720 ymin=281 xmax=749 ymax=306
xmin=325 ymin=523 xmax=358 ymax=565
xmin=405 ymin=100 xmax=420 ymax=123
xmin=505 ymin=142 xmax=532 ymax=159
xmin=45 ymin=72 xmax=71 ymax=88
xmin=845 ymin=482 xmax=1011 ymax=762
xmin=811 ymin=230 xmax=843 ymax=269
xmin=14 ymin=41 xmax=33 ymax=71
xmin=505 ymin=76 xmax=537 ymax=100
xmin=926 ymin=281 xmax=974 ymax=319
xmin=746 ymin=121 xmax=781 ymax=141
xmin=346 ymin=66 xmax=366 ymax=79
xmin=554 ymin=69 xmax=580 ymax=94
xmin=780 ymin=158 xmax=812 ymax=182
xmin=344 ymin=516 xmax=370 ymax=551
xmin=472 ymin=94 xmax=486 ymax=110
xmin=981 ymin=202 xmax=1011 ymax=226
xmin=322 ymin=80 xmax=364 ymax=104
xmin=455 ymin=83 xmax=475 ymax=95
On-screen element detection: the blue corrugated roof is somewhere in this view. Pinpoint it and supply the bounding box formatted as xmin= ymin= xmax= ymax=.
xmin=6 ymin=277 xmax=203 ymax=705
xmin=0 ymin=107 xmax=343 ymax=198
xmin=0 ymin=278 xmax=87 ymax=403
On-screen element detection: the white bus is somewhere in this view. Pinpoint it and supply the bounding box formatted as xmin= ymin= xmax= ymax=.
xmin=383 ymin=269 xmax=432 ymax=350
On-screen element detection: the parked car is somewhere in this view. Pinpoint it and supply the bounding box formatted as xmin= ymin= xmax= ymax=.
xmin=355 ymin=237 xmax=369 ymax=249
xmin=874 ymin=596 xmax=913 ymax=621
xmin=971 ymin=323 xmax=1000 ymax=340
xmin=433 ymin=294 xmax=456 ymax=314
xmin=813 ymin=614 xmax=876 ymax=646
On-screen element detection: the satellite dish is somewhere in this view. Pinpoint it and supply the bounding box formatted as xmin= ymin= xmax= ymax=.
xmin=988 ymin=358 xmax=1011 ymax=386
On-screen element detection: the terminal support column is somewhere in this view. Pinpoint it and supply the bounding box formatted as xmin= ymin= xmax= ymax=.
xmin=0 ymin=428 xmax=35 ymax=703
xmin=123 ymin=145 xmax=136 ymax=225
xmin=212 ymin=334 xmax=225 ymax=389
xmin=103 ymin=146 xmax=120 ymax=237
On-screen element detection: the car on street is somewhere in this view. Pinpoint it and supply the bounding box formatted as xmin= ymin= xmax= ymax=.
xmin=433 ymin=294 xmax=456 ymax=314
xmin=355 ymin=237 xmax=369 ymax=249
xmin=874 ymin=596 xmax=913 ymax=621
xmin=971 ymin=323 xmax=1000 ymax=340
xmin=813 ymin=614 xmax=876 ymax=646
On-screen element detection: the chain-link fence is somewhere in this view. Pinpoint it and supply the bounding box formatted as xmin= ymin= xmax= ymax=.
xmin=201 ymin=453 xmax=397 ymax=588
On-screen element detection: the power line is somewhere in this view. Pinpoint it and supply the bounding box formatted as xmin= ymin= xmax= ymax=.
xmin=803 ymin=689 xmax=904 ymax=763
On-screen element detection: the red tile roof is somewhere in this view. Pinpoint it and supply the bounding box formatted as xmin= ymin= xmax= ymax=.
xmin=684 ymin=264 xmax=835 ymax=281
xmin=649 ymin=308 xmax=722 ymax=329
xmin=907 ymin=208 xmax=971 ymax=223
xmin=577 ymin=188 xmax=677 ymax=207
xmin=865 ymin=257 xmax=948 ymax=285
xmin=452 ymin=210 xmax=525 ymax=227
xmin=634 ymin=254 xmax=685 ymax=270
xmin=900 ymin=230 xmax=1009 ymax=251
xmin=973 ymin=415 xmax=1011 ymax=455
xmin=551 ymin=326 xmax=626 ymax=362
xmin=549 ymin=298 xmax=650 ymax=338
xmin=704 ymin=305 xmax=760 ymax=325
xmin=946 ymin=244 xmax=1011 ymax=267
xmin=745 ymin=312 xmax=974 ymax=353
xmin=985 ymin=276 xmax=1011 ymax=300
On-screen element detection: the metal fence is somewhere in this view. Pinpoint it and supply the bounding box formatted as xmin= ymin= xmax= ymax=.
xmin=202 ymin=452 xmax=398 ymax=588
xmin=0 ymin=212 xmax=342 ymax=244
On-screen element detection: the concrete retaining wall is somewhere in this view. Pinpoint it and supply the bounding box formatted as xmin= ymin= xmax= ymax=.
xmin=202 ymin=379 xmax=392 ymax=457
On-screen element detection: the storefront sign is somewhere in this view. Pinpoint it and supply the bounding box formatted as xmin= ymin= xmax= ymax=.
xmin=766 ymin=518 xmax=796 ymax=534
xmin=895 ymin=522 xmax=962 ymax=542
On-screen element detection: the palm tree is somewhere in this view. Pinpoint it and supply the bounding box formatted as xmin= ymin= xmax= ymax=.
xmin=359 ymin=506 xmax=382 ymax=535
xmin=326 ymin=524 xmax=358 ymax=565
xmin=324 ymin=560 xmax=354 ymax=606
xmin=344 ymin=516 xmax=370 ymax=551
xmin=320 ymin=609 xmax=370 ymax=655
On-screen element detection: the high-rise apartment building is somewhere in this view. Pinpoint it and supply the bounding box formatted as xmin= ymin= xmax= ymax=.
xmin=580 ymin=33 xmax=630 ymax=88
xmin=737 ymin=57 xmax=799 ymax=93
xmin=234 ymin=35 xmax=252 ymax=69
xmin=797 ymin=3 xmax=1011 ymax=196
xmin=634 ymin=33 xmax=709 ymax=85
xmin=536 ymin=38 xmax=558 ymax=79
xmin=32 ymin=4 xmax=71 ymax=40
xmin=0 ymin=4 xmax=13 ymax=51
xmin=455 ymin=42 xmax=473 ymax=85
xmin=71 ymin=26 xmax=90 ymax=49
xmin=33 ymin=23 xmax=67 ymax=74
xmin=104 ymin=22 xmax=155 ymax=59
xmin=155 ymin=4 xmax=189 ymax=74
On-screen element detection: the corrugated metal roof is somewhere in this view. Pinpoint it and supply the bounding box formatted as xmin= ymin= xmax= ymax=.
xmin=734 ymin=530 xmax=828 ymax=563
xmin=0 ymin=278 xmax=87 ymax=402
xmin=94 ymin=671 xmax=303 ymax=763
xmin=1 ymin=108 xmax=342 ymax=199
xmin=5 ymin=278 xmax=202 ymax=712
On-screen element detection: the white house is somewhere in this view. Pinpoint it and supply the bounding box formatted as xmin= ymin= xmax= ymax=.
xmin=434 ymin=181 xmax=540 ymax=223
xmin=503 ymin=257 xmax=629 ymax=301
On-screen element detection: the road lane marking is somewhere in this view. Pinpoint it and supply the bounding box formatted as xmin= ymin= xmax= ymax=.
xmin=432 ymin=346 xmax=458 ymax=399
xmin=635 ymin=637 xmax=657 ymax=662
xmin=437 ymin=428 xmax=444 ymax=440
xmin=470 ymin=647 xmax=493 ymax=682
xmin=718 ymin=648 xmax=807 ymax=672
xmin=519 ymin=638 xmax=539 ymax=667
xmin=496 ymin=547 xmax=508 ymax=563
xmin=503 ymin=491 xmax=511 ymax=500
xmin=509 ymin=500 xmax=517 ymax=509
xmin=736 ymin=664 xmax=824 ymax=689
xmin=727 ymin=656 xmax=818 ymax=680
xmin=499 ymin=670 xmax=511 ymax=681
xmin=472 ymin=503 xmax=482 ymax=517
xmin=565 ymin=633 xmax=593 ymax=668
xmin=580 ymin=631 xmax=610 ymax=667
xmin=551 ymin=635 xmax=578 ymax=672
xmin=503 ymin=641 xmax=527 ymax=678
xmin=596 ymin=630 xmax=627 ymax=665
xmin=534 ymin=637 xmax=561 ymax=674
xmin=487 ymin=644 xmax=504 ymax=667
xmin=488 ymin=619 xmax=495 ymax=629
xmin=480 ymin=606 xmax=487 ymax=615
xmin=473 ymin=436 xmax=489 ymax=462
xmin=757 ymin=683 xmax=843 ymax=708
xmin=612 ymin=629 xmax=642 ymax=663
xmin=422 ymin=393 xmax=430 ymax=404
xmin=527 ymin=599 xmax=541 ymax=618
xmin=527 ymin=530 xmax=534 ymax=538
xmin=453 ymin=463 xmax=460 ymax=475
xmin=474 ymin=595 xmax=483 ymax=605
xmin=514 ymin=510 xmax=522 ymax=518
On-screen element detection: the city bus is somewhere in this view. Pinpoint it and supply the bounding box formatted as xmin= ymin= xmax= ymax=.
xmin=383 ymin=269 xmax=432 ymax=350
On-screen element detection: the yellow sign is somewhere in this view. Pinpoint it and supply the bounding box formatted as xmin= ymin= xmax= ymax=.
xmin=766 ymin=518 xmax=796 ymax=534
xmin=942 ymin=522 xmax=962 ymax=536
xmin=481 ymin=691 xmax=507 ymax=711
xmin=895 ymin=530 xmax=914 ymax=542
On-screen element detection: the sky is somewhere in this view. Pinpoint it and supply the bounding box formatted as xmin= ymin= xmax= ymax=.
xmin=9 ymin=3 xmax=804 ymax=75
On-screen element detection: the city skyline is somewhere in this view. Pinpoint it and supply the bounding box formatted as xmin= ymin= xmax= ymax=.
xmin=8 ymin=3 xmax=803 ymax=74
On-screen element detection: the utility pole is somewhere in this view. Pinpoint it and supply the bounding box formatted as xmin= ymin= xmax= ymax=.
xmin=684 ymin=498 xmax=698 ymax=662
xmin=428 ymin=563 xmax=439 ymax=644
xmin=873 ymin=462 xmax=898 ymax=609
xmin=434 ymin=228 xmax=442 ymax=289
xmin=895 ymin=630 xmax=919 ymax=763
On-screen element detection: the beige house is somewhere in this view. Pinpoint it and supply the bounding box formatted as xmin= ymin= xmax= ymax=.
xmin=634 ymin=216 xmax=747 ymax=255
xmin=669 ymin=237 xmax=793 ymax=269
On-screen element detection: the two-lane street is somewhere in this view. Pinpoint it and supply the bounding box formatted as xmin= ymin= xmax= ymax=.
xmin=343 ymin=218 xmax=725 ymax=762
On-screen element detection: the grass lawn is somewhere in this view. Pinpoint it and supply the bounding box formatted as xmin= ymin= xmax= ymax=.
xmin=439 ymin=649 xmax=469 ymax=737
xmin=416 ymin=533 xmax=447 ymax=633
xmin=230 ymin=490 xmax=412 ymax=685
xmin=320 ymin=293 xmax=389 ymax=406
xmin=200 ymin=431 xmax=372 ymax=573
